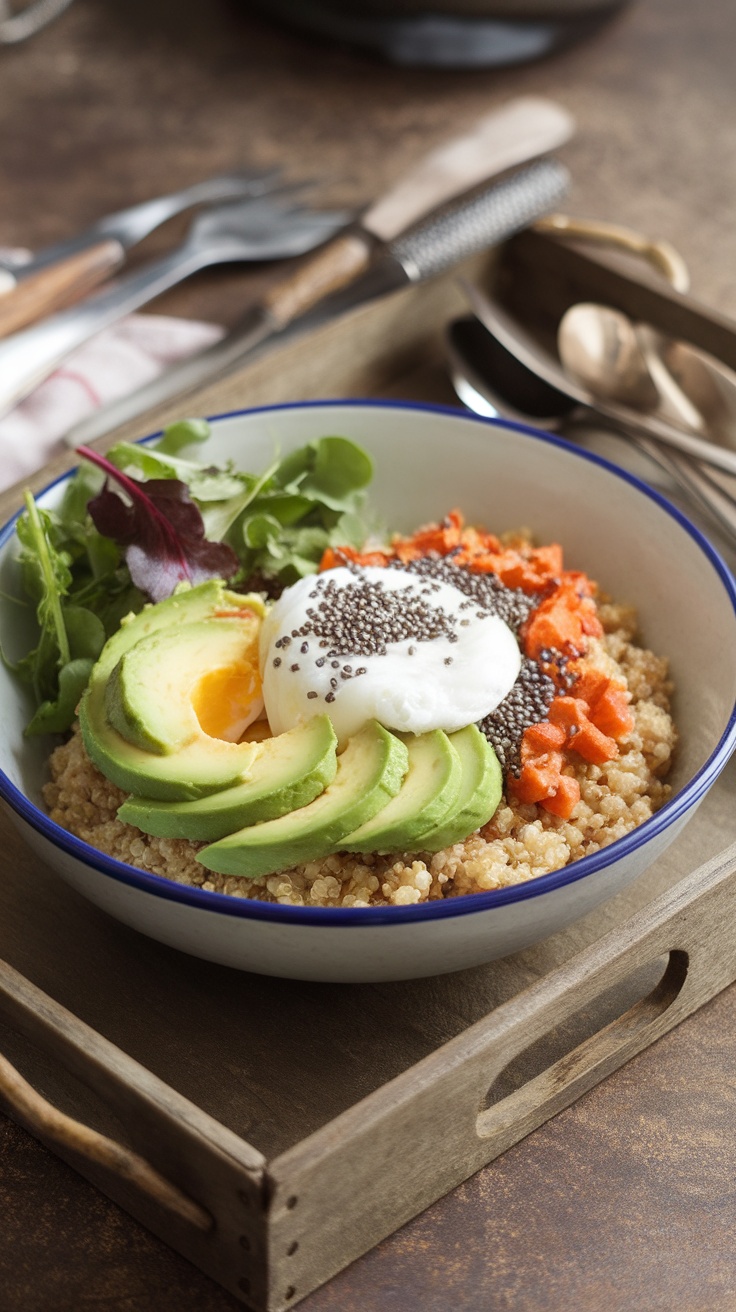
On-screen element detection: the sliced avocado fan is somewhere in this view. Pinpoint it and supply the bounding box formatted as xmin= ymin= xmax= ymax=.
xmin=117 ymin=716 xmax=338 ymax=842
xmin=79 ymin=580 xmax=266 ymax=802
xmin=340 ymin=729 xmax=462 ymax=855
xmin=413 ymin=724 xmax=503 ymax=851
xmin=198 ymin=720 xmax=409 ymax=880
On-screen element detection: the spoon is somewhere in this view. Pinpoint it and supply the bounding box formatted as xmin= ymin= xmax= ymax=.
xmin=462 ymin=280 xmax=736 ymax=479
xmin=557 ymin=303 xmax=723 ymax=437
xmin=445 ymin=313 xmax=736 ymax=546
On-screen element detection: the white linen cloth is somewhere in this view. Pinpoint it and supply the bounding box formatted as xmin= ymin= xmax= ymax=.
xmin=0 ymin=308 xmax=224 ymax=492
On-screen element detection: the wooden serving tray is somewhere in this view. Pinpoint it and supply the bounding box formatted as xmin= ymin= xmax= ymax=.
xmin=2 ymin=245 xmax=736 ymax=1311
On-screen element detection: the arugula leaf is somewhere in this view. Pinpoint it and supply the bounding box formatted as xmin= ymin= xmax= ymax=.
xmin=106 ymin=440 xmax=247 ymax=503
xmin=26 ymin=658 xmax=95 ymax=735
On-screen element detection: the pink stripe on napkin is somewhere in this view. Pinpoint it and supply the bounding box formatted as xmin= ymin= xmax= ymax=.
xmin=0 ymin=312 xmax=224 ymax=492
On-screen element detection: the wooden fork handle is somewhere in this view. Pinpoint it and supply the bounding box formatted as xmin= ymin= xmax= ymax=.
xmin=0 ymin=239 xmax=124 ymax=338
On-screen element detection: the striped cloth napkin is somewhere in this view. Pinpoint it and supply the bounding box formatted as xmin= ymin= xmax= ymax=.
xmin=0 ymin=267 xmax=223 ymax=493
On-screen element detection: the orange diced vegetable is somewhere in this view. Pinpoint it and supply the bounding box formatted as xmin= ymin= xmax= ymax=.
xmin=569 ymin=721 xmax=618 ymax=764
xmin=548 ymin=696 xmax=590 ymax=731
xmin=512 ymin=753 xmax=564 ymax=804
xmin=541 ymin=775 xmax=581 ymax=819
xmin=319 ymin=545 xmax=390 ymax=571
xmin=528 ymin=543 xmax=563 ymax=578
xmin=524 ymin=604 xmax=586 ymax=660
xmin=589 ymin=686 xmax=635 ymax=740
xmin=520 ymin=721 xmax=567 ymax=759
xmin=571 ymin=666 xmax=609 ymax=707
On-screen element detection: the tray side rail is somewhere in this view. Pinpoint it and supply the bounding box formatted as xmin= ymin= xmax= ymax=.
xmin=0 ymin=959 xmax=271 ymax=1309
xmin=264 ymin=842 xmax=736 ymax=1311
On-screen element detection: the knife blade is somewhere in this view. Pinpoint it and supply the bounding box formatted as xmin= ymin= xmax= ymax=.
xmin=64 ymin=157 xmax=571 ymax=449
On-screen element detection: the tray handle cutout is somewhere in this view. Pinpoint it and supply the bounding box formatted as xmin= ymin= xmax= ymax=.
xmin=476 ymin=949 xmax=688 ymax=1141
xmin=0 ymin=1049 xmax=213 ymax=1232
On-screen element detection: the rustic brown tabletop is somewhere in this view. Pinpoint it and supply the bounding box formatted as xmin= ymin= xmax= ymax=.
xmin=1 ymin=1 xmax=736 ymax=1308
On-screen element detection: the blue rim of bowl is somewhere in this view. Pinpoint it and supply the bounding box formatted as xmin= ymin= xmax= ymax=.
xmin=3 ymin=398 xmax=736 ymax=928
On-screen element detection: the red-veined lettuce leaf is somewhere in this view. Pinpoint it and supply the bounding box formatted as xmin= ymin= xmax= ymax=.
xmin=78 ymin=446 xmax=239 ymax=603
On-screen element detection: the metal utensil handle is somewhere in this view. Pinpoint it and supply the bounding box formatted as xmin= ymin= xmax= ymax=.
xmin=0 ymin=239 xmax=124 ymax=339
xmin=391 ymin=159 xmax=570 ymax=282
xmin=17 ymin=168 xmax=282 ymax=277
xmin=0 ymin=1049 xmax=212 ymax=1231
xmin=534 ymin=213 xmax=691 ymax=294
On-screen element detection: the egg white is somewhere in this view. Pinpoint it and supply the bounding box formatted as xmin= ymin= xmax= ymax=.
xmin=260 ymin=565 xmax=521 ymax=744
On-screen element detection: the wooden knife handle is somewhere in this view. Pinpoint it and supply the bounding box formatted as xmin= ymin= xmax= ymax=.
xmin=263 ymin=230 xmax=373 ymax=328
xmin=0 ymin=239 xmax=124 ymax=338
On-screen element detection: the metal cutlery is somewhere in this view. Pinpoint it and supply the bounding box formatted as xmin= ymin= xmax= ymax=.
xmin=64 ymin=156 xmax=571 ymax=449
xmin=0 ymin=168 xmax=288 ymax=338
xmin=462 ymin=280 xmax=736 ymax=478
xmin=445 ymin=313 xmax=736 ymax=547
xmin=0 ymin=194 xmax=350 ymax=420
xmin=0 ymin=168 xmax=283 ymax=279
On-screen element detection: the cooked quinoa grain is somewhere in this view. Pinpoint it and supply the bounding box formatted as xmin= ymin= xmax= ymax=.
xmin=43 ymin=614 xmax=676 ymax=908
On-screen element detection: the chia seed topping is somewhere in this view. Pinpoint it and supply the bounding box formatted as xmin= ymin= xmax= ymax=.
xmin=479 ymin=656 xmax=556 ymax=774
xmin=267 ymin=554 xmax=567 ymax=770
xmin=393 ymin=554 xmax=536 ymax=632
xmin=390 ymin=553 xmax=562 ymax=769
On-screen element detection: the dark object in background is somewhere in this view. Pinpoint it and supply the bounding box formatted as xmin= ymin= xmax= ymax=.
xmin=247 ymin=0 xmax=630 ymax=68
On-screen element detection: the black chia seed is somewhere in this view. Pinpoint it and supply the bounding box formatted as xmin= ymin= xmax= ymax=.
xmin=478 ymin=657 xmax=556 ymax=774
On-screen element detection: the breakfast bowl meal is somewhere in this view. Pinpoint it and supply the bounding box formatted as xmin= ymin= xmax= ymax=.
xmin=2 ymin=400 xmax=736 ymax=983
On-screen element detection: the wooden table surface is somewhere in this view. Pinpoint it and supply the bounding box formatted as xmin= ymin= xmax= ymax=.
xmin=2 ymin=1 xmax=736 ymax=1308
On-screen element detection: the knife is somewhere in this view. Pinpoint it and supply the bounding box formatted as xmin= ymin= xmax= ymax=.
xmin=0 ymin=96 xmax=574 ymax=425
xmin=64 ymin=157 xmax=571 ymax=449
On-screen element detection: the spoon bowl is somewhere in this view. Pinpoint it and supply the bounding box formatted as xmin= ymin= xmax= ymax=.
xmin=446 ymin=316 xmax=573 ymax=427
xmin=558 ymin=303 xmax=660 ymax=409
xmin=446 ymin=306 xmax=736 ymax=547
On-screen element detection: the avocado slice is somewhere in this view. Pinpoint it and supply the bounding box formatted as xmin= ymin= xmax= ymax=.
xmin=340 ymin=729 xmax=462 ymax=855
xmin=106 ymin=618 xmax=262 ymax=755
xmin=413 ymin=724 xmax=503 ymax=851
xmin=80 ymin=689 xmax=261 ymax=801
xmin=79 ymin=581 xmax=266 ymax=801
xmin=198 ymin=721 xmax=409 ymax=880
xmin=117 ymin=716 xmax=338 ymax=841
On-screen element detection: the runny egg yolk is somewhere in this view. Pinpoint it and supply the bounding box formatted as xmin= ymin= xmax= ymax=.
xmin=191 ymin=658 xmax=264 ymax=743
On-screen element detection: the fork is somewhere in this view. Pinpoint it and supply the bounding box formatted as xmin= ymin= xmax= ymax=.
xmin=0 ymin=168 xmax=283 ymax=277
xmin=0 ymin=194 xmax=349 ymax=420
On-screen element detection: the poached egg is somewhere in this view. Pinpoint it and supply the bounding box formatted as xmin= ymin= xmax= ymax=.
xmin=260 ymin=565 xmax=520 ymax=744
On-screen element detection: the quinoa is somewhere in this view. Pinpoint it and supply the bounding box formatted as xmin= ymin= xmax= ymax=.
xmin=43 ymin=598 xmax=677 ymax=909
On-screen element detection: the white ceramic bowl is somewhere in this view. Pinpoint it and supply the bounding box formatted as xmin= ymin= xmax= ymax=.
xmin=2 ymin=401 xmax=736 ymax=982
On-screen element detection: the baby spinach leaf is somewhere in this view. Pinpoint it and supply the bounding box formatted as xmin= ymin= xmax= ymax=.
xmin=26 ymin=658 xmax=95 ymax=736
xmin=154 ymin=418 xmax=211 ymax=455
xmin=298 ymin=435 xmax=373 ymax=508
xmin=64 ymin=605 xmax=106 ymax=661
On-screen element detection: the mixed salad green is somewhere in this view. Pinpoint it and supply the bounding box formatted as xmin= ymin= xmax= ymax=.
xmin=6 ymin=421 xmax=375 ymax=737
